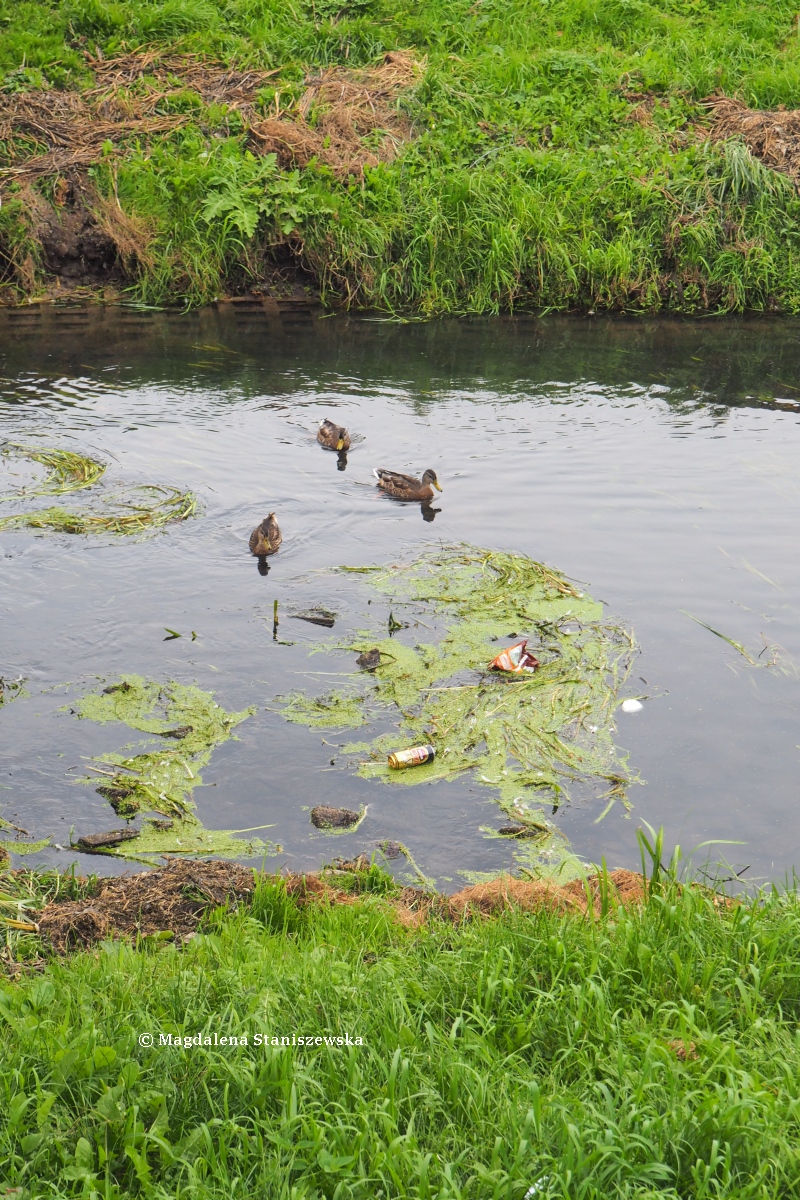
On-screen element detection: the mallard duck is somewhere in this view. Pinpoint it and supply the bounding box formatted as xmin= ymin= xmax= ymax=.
xmin=317 ymin=419 xmax=351 ymax=452
xmin=373 ymin=468 xmax=442 ymax=503
xmin=249 ymin=512 xmax=282 ymax=556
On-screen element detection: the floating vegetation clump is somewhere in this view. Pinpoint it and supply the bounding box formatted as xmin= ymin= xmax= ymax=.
xmin=279 ymin=687 xmax=372 ymax=729
xmin=0 ymin=485 xmax=197 ymax=536
xmin=0 ymin=675 xmax=27 ymax=707
xmin=279 ymin=546 xmax=638 ymax=878
xmin=72 ymin=677 xmax=277 ymax=862
xmin=0 ymin=444 xmax=106 ymax=500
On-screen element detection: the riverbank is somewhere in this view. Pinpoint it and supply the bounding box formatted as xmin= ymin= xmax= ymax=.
xmin=1 ymin=856 xmax=799 ymax=1196
xmin=3 ymin=0 xmax=800 ymax=313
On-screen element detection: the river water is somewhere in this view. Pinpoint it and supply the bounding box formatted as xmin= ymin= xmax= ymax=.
xmin=2 ymin=306 xmax=800 ymax=888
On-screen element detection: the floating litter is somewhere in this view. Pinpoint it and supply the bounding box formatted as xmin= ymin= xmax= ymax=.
xmin=489 ymin=639 xmax=540 ymax=673
xmin=621 ymin=699 xmax=643 ymax=713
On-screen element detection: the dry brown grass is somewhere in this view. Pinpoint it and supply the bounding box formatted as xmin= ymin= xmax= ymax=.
xmin=0 ymin=49 xmax=279 ymax=183
xmin=706 ymin=94 xmax=800 ymax=187
xmin=84 ymin=48 xmax=278 ymax=112
xmin=447 ymin=868 xmax=646 ymax=918
xmin=33 ymin=860 xmax=649 ymax=955
xmin=250 ymin=51 xmax=421 ymax=178
xmin=0 ymin=90 xmax=187 ymax=182
xmin=37 ymin=858 xmax=256 ymax=953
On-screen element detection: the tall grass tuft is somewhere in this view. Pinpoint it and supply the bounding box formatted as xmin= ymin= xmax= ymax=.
xmin=2 ymin=853 xmax=800 ymax=1196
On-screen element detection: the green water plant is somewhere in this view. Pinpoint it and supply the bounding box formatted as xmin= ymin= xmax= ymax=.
xmin=72 ymin=676 xmax=277 ymax=862
xmin=0 ymin=485 xmax=197 ymax=536
xmin=0 ymin=444 xmax=106 ymax=499
xmin=279 ymin=546 xmax=637 ymax=876
xmin=0 ymin=444 xmax=196 ymax=537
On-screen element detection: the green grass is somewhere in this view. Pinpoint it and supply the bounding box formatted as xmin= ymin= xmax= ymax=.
xmin=3 ymin=0 xmax=800 ymax=310
xmin=3 ymin=855 xmax=800 ymax=1197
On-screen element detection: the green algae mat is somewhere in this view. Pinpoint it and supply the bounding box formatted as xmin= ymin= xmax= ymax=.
xmin=70 ymin=677 xmax=277 ymax=863
xmin=279 ymin=545 xmax=638 ymax=878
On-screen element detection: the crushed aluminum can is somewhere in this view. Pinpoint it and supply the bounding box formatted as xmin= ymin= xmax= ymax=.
xmin=387 ymin=744 xmax=436 ymax=770
xmin=489 ymin=639 xmax=540 ymax=674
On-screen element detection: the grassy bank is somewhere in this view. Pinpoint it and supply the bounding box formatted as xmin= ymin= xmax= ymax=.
xmin=3 ymin=0 xmax=800 ymax=311
xmin=2 ymin=858 xmax=800 ymax=1197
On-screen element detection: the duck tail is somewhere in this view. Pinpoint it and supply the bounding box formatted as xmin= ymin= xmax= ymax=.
xmin=372 ymin=468 xmax=381 ymax=480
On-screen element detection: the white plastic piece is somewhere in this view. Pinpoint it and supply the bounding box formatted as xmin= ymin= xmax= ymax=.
xmin=621 ymin=699 xmax=643 ymax=713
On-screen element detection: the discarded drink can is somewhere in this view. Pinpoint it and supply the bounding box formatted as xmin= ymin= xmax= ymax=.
xmin=387 ymin=744 xmax=436 ymax=770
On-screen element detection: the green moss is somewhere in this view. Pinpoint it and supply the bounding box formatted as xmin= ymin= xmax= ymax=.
xmin=72 ymin=677 xmax=278 ymax=862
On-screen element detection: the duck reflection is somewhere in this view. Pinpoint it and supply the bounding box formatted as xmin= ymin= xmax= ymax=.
xmin=257 ymin=557 xmax=270 ymax=576
xmin=336 ymin=451 xmax=348 ymax=471
xmin=421 ymin=503 xmax=441 ymax=523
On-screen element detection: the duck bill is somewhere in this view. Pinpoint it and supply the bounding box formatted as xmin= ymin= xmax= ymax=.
xmin=433 ymin=480 xmax=443 ymax=492
xmin=336 ymin=438 xmax=344 ymax=450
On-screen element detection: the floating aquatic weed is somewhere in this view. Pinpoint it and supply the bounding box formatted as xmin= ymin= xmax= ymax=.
xmin=0 ymin=485 xmax=197 ymax=536
xmin=278 ymin=545 xmax=639 ymax=879
xmin=0 ymin=675 xmax=27 ymax=706
xmin=0 ymin=444 xmax=106 ymax=500
xmin=71 ymin=676 xmax=278 ymax=862
xmin=278 ymin=687 xmax=373 ymax=729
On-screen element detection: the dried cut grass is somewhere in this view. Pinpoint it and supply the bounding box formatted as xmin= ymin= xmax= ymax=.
xmin=85 ymin=49 xmax=278 ymax=112
xmin=33 ymin=862 xmax=648 ymax=954
xmin=0 ymin=90 xmax=187 ymax=182
xmin=447 ymin=868 xmax=646 ymax=918
xmin=0 ymin=49 xmax=278 ymax=183
xmin=91 ymin=192 xmax=156 ymax=270
xmin=37 ymin=858 xmax=256 ymax=953
xmin=251 ymin=51 xmax=421 ymax=178
xmin=706 ymin=95 xmax=800 ymax=188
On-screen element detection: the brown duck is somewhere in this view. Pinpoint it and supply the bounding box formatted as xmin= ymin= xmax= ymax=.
xmin=373 ymin=468 xmax=442 ymax=503
xmin=249 ymin=512 xmax=282 ymax=556
xmin=317 ymin=419 xmax=351 ymax=452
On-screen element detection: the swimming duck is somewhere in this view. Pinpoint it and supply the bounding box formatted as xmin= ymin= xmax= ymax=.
xmin=248 ymin=512 xmax=282 ymax=556
xmin=317 ymin=419 xmax=351 ymax=452
xmin=373 ymin=468 xmax=442 ymax=503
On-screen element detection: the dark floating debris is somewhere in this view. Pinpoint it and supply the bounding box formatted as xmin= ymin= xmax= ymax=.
xmin=102 ymin=681 xmax=132 ymax=695
xmin=161 ymin=725 xmax=193 ymax=739
xmin=310 ymin=805 xmax=361 ymax=829
xmin=76 ymin=828 xmax=140 ymax=852
xmin=95 ymin=785 xmax=138 ymax=816
xmin=378 ymin=839 xmax=405 ymax=859
xmin=291 ymin=609 xmax=336 ymax=627
xmin=497 ymin=823 xmax=549 ymax=838
xmin=150 ymin=819 xmax=174 ymax=832
xmin=356 ymin=648 xmax=381 ymax=671
xmin=332 ymin=853 xmax=370 ymax=871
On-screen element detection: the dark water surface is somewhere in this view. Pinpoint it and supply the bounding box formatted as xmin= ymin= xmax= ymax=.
xmin=2 ymin=307 xmax=800 ymax=888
